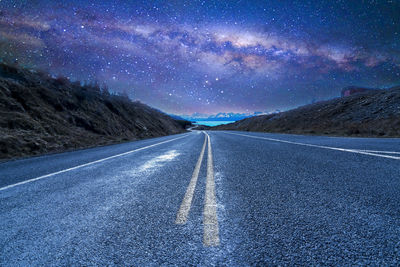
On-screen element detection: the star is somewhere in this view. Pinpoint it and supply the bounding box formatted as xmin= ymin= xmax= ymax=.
xmin=0 ymin=0 xmax=397 ymax=116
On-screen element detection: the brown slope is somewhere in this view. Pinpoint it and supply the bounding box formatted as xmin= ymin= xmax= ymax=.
xmin=214 ymin=87 xmax=400 ymax=137
xmin=0 ymin=63 xmax=190 ymax=160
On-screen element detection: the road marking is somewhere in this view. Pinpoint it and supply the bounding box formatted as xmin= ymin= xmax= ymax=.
xmin=0 ymin=134 xmax=189 ymax=192
xmin=222 ymin=132 xmax=400 ymax=160
xmin=139 ymin=149 xmax=180 ymax=173
xmin=203 ymin=133 xmax=220 ymax=247
xmin=355 ymin=149 xmax=400 ymax=155
xmin=175 ymin=133 xmax=207 ymax=224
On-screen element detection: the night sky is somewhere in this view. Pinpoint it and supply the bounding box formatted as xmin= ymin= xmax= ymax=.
xmin=0 ymin=0 xmax=399 ymax=116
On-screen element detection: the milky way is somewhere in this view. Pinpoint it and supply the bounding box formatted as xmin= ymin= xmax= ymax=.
xmin=0 ymin=0 xmax=399 ymax=115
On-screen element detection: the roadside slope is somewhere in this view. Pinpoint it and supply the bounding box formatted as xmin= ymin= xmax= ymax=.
xmin=0 ymin=63 xmax=190 ymax=160
xmin=214 ymin=86 xmax=400 ymax=137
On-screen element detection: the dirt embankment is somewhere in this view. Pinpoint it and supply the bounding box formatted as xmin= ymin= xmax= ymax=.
xmin=0 ymin=63 xmax=191 ymax=160
xmin=214 ymin=87 xmax=400 ymax=137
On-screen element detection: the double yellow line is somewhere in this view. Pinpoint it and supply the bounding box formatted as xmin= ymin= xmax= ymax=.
xmin=175 ymin=132 xmax=220 ymax=247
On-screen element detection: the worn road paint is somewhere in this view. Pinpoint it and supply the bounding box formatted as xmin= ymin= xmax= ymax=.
xmin=203 ymin=133 xmax=220 ymax=247
xmin=0 ymin=135 xmax=189 ymax=192
xmin=176 ymin=133 xmax=207 ymax=224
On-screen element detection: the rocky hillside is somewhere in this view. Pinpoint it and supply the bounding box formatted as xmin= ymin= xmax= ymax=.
xmin=0 ymin=63 xmax=191 ymax=160
xmin=214 ymin=86 xmax=400 ymax=137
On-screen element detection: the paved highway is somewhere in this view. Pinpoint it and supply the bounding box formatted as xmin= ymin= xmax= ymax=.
xmin=1 ymin=130 xmax=399 ymax=265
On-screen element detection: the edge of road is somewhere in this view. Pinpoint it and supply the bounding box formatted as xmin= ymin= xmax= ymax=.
xmin=0 ymin=133 xmax=192 ymax=192
xmin=220 ymin=131 xmax=400 ymax=160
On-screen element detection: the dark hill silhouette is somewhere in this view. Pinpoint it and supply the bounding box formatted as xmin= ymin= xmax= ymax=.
xmin=214 ymin=87 xmax=400 ymax=137
xmin=0 ymin=63 xmax=191 ymax=160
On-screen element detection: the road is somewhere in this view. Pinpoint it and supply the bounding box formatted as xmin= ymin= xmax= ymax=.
xmin=1 ymin=130 xmax=400 ymax=265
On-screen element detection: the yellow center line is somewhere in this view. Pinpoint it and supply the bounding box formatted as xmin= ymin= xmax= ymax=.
xmin=175 ymin=132 xmax=207 ymax=224
xmin=175 ymin=131 xmax=220 ymax=246
xmin=203 ymin=132 xmax=220 ymax=247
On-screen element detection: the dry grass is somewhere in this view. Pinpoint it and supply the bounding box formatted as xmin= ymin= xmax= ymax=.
xmin=214 ymin=87 xmax=400 ymax=137
xmin=0 ymin=63 xmax=190 ymax=160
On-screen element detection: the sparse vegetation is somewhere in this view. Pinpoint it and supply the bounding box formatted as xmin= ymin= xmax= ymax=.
xmin=0 ymin=63 xmax=191 ymax=160
xmin=214 ymin=87 xmax=400 ymax=137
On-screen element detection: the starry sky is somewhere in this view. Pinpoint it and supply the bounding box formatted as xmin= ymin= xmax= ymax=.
xmin=0 ymin=0 xmax=399 ymax=116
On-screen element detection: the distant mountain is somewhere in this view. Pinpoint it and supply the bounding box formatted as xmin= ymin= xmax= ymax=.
xmin=167 ymin=113 xmax=188 ymax=121
xmin=0 ymin=63 xmax=190 ymax=160
xmin=178 ymin=112 xmax=263 ymax=122
xmin=214 ymin=86 xmax=400 ymax=137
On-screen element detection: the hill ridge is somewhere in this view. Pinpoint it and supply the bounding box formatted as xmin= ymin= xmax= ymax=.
xmin=0 ymin=63 xmax=190 ymax=160
xmin=213 ymin=87 xmax=400 ymax=137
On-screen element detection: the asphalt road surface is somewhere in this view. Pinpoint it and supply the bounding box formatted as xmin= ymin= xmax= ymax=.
xmin=1 ymin=130 xmax=400 ymax=265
